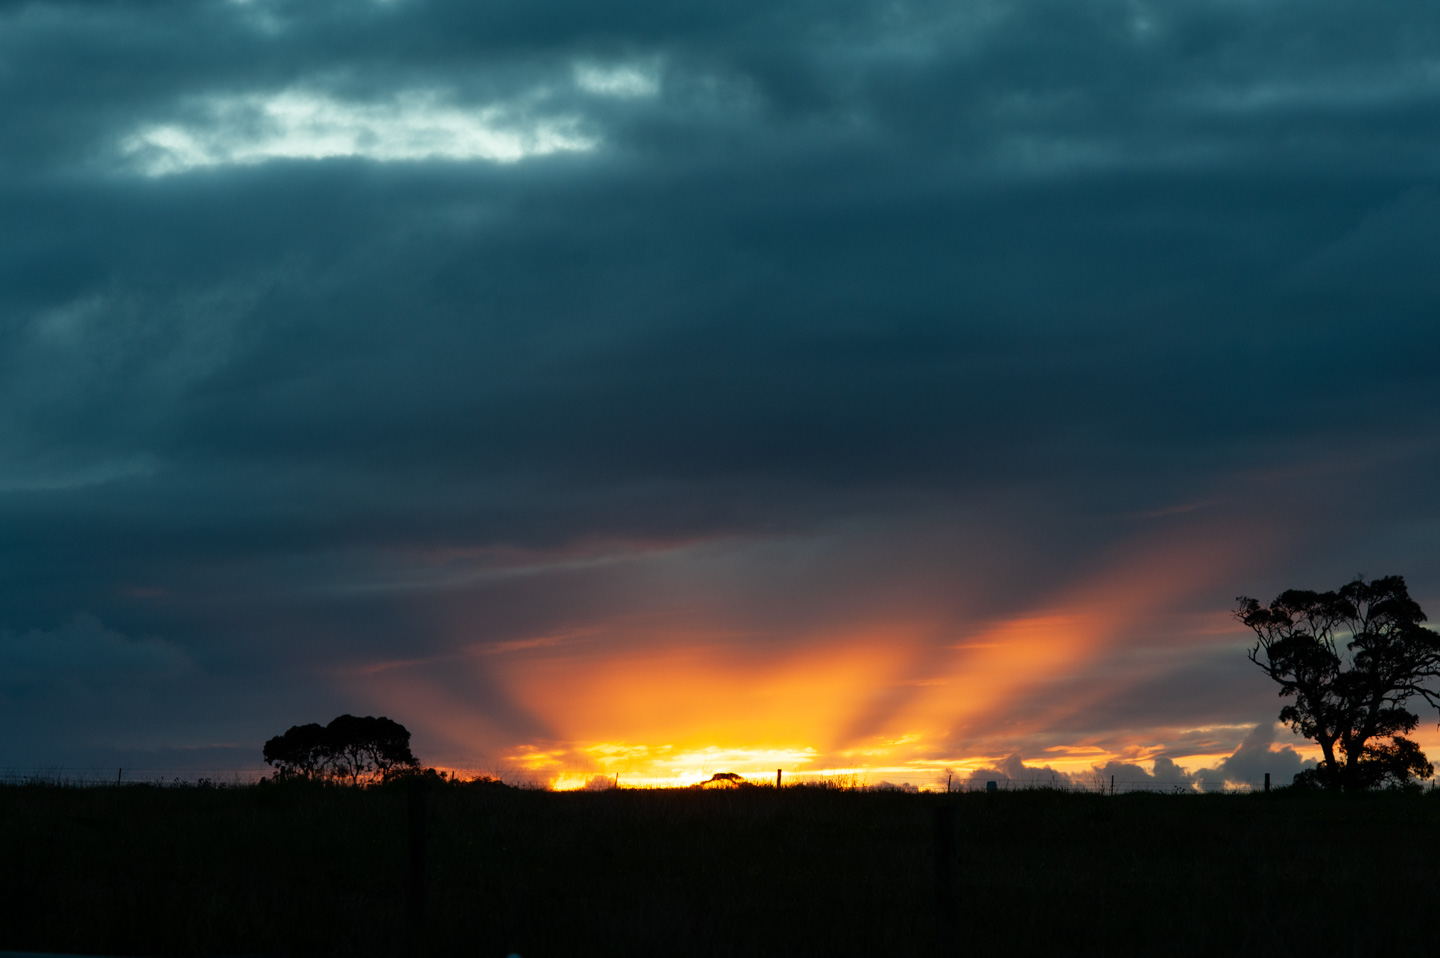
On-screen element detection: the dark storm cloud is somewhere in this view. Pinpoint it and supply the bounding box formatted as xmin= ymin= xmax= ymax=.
xmin=3 ymin=0 xmax=1439 ymax=767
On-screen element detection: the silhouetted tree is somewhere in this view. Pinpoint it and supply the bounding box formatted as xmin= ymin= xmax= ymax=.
xmin=1236 ymin=575 xmax=1440 ymax=790
xmin=262 ymin=722 xmax=331 ymax=781
xmin=263 ymin=714 xmax=421 ymax=784
xmin=325 ymin=714 xmax=420 ymax=785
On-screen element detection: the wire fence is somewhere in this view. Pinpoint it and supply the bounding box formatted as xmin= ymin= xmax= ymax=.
xmin=0 ymin=767 xmax=274 ymax=788
xmin=10 ymin=765 xmax=1431 ymax=793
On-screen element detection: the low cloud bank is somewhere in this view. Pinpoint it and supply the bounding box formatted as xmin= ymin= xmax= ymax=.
xmin=958 ymin=725 xmax=1315 ymax=792
xmin=0 ymin=614 xmax=190 ymax=698
xmin=1192 ymin=723 xmax=1310 ymax=789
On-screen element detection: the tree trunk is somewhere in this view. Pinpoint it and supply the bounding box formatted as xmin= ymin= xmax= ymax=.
xmin=1319 ymin=737 xmax=1340 ymax=787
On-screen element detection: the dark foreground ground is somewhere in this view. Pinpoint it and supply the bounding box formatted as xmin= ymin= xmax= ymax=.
xmin=3 ymin=780 xmax=1438 ymax=957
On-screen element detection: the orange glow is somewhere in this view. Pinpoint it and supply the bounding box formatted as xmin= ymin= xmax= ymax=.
xmin=503 ymin=630 xmax=913 ymax=752
xmin=339 ymin=519 xmax=1439 ymax=790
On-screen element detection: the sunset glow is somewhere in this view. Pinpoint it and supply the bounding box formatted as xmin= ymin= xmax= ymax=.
xmin=6 ymin=0 xmax=1439 ymax=798
xmin=333 ymin=520 xmax=1383 ymax=790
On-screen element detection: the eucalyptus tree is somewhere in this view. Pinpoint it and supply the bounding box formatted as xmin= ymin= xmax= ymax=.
xmin=263 ymin=714 xmax=421 ymax=784
xmin=1236 ymin=575 xmax=1440 ymax=789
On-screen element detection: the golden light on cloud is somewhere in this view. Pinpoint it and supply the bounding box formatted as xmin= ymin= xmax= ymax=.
xmin=341 ymin=519 xmax=1357 ymax=790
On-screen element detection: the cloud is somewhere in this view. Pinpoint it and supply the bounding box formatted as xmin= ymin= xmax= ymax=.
xmin=121 ymin=88 xmax=597 ymax=175
xmin=961 ymin=754 xmax=1074 ymax=790
xmin=1285 ymin=188 xmax=1440 ymax=304
xmin=956 ymin=723 xmax=1318 ymax=793
xmin=0 ymin=615 xmax=190 ymax=717
xmin=574 ymin=62 xmax=662 ymax=99
xmin=0 ymin=456 xmax=158 ymax=495
xmin=1194 ymin=723 xmax=1313 ymax=789
xmin=1 ymin=0 xmax=1439 ymax=772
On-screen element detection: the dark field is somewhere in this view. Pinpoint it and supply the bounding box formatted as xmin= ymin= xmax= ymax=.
xmin=3 ymin=781 xmax=1438 ymax=957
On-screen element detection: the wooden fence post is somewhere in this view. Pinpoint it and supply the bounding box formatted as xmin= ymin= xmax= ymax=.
xmin=776 ymin=769 xmax=782 ymax=789
xmin=933 ymin=803 xmax=957 ymax=956
xmin=407 ymin=777 xmax=428 ymax=956
xmin=1264 ymin=773 xmax=1270 ymax=793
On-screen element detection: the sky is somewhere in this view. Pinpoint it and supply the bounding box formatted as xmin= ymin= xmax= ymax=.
xmin=3 ymin=0 xmax=1439 ymax=789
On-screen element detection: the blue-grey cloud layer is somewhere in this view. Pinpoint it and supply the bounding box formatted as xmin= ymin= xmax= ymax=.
xmin=3 ymin=0 xmax=1438 ymax=770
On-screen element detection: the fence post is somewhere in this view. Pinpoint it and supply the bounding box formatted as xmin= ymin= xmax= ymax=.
xmin=407 ymin=777 xmax=428 ymax=956
xmin=1264 ymin=773 xmax=1270 ymax=793
xmin=776 ymin=769 xmax=782 ymax=789
xmin=934 ymin=802 xmax=957 ymax=956
xmin=1110 ymin=775 xmax=1115 ymax=796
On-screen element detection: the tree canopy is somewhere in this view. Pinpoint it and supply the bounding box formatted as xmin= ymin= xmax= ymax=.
xmin=263 ymin=714 xmax=421 ymax=785
xmin=1236 ymin=575 xmax=1440 ymax=790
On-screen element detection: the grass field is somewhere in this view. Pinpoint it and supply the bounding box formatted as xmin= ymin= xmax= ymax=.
xmin=3 ymin=780 xmax=1438 ymax=957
